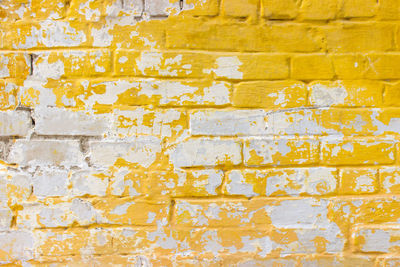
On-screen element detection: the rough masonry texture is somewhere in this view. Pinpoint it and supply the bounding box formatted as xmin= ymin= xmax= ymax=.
xmin=1 ymin=0 xmax=400 ymax=266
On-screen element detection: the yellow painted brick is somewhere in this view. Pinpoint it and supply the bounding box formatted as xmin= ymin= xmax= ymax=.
xmin=166 ymin=20 xmax=324 ymax=52
xmin=300 ymin=256 xmax=375 ymax=267
xmin=292 ymin=54 xmax=335 ymax=80
xmin=364 ymin=54 xmax=400 ymax=79
xmin=331 ymin=54 xmax=366 ymax=79
xmin=233 ymin=80 xmax=307 ymax=108
xmin=338 ymin=0 xmax=377 ymax=18
xmin=222 ymin=0 xmax=258 ymax=17
xmin=324 ymin=23 xmax=394 ymax=52
xmin=262 ymin=0 xmax=298 ymax=19
xmin=353 ymin=225 xmax=400 ymax=253
xmin=93 ymin=198 xmax=169 ymax=225
xmin=107 ymin=169 xmax=147 ymax=197
xmin=299 ymin=0 xmax=338 ymax=20
xmin=321 ymin=138 xmax=395 ymax=165
xmin=30 ymin=0 xmax=67 ymax=19
xmin=0 ymin=53 xmax=30 ymax=79
xmin=34 ymin=228 xmax=113 ymax=256
xmin=339 ymin=168 xmax=378 ymax=194
xmin=309 ymin=80 xmax=383 ymax=107
xmin=384 ymin=82 xmax=400 ymax=106
xmin=380 ymin=167 xmax=400 ymax=194
xmin=115 ymin=50 xmax=213 ymax=78
xmin=378 ymin=0 xmax=400 ymax=20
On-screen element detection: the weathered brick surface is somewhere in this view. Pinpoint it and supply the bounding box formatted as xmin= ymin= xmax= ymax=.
xmin=0 ymin=0 xmax=399 ymax=265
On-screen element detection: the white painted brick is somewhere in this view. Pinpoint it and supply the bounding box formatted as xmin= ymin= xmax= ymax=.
xmin=354 ymin=226 xmax=400 ymax=253
xmin=190 ymin=110 xmax=268 ymax=136
xmin=268 ymin=198 xmax=330 ymax=228
xmin=105 ymin=0 xmax=143 ymax=17
xmin=8 ymin=140 xmax=85 ymax=167
xmin=169 ymin=138 xmax=242 ymax=167
xmin=145 ymin=0 xmax=180 ymax=16
xmin=0 ymin=110 xmax=31 ymax=136
xmin=34 ymin=107 xmax=110 ymax=136
xmin=89 ymin=136 xmax=162 ymax=168
xmin=265 ymin=109 xmax=339 ymax=135
xmin=18 ymin=198 xmax=99 ymax=228
xmin=32 ymin=168 xmax=69 ymax=198
xmin=0 ymin=231 xmax=33 ymax=262
xmin=71 ymin=168 xmax=109 ymax=197
xmin=0 ymin=207 xmax=12 ymax=231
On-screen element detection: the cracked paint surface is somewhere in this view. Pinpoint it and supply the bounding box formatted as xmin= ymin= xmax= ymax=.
xmin=0 ymin=0 xmax=400 ymax=266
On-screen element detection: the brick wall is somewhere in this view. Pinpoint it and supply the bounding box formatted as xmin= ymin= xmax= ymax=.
xmin=1 ymin=0 xmax=400 ymax=265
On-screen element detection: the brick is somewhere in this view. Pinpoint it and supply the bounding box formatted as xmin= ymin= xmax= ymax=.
xmin=353 ymin=226 xmax=400 ymax=253
xmin=384 ymin=82 xmax=400 ymax=106
xmin=169 ymin=138 xmax=242 ymax=167
xmin=8 ymin=140 xmax=85 ymax=168
xmin=145 ymin=0 xmax=180 ymax=16
xmin=0 ymin=53 xmax=30 ymax=78
xmin=225 ymin=258 xmax=297 ymax=267
xmin=338 ymin=0 xmax=378 ymax=18
xmin=309 ymin=80 xmax=383 ymax=107
xmin=34 ymin=107 xmax=110 ymax=136
xmin=0 ymin=169 xmax=32 ymax=205
xmin=364 ymin=54 xmax=400 ymax=79
xmin=0 ymin=231 xmax=33 ymax=263
xmin=225 ymin=167 xmax=337 ymax=197
xmin=109 ymin=168 xmax=147 ymax=197
xmin=0 ymin=110 xmax=31 ymax=136
xmin=32 ymin=50 xmax=111 ymax=79
xmin=8 ymin=21 xmax=88 ymax=49
xmin=70 ymin=168 xmax=109 ymax=197
xmin=207 ymin=54 xmax=289 ymax=80
xmin=0 ymin=207 xmax=12 ymax=231
xmin=324 ymin=23 xmax=394 ymax=52
xmin=339 ymin=168 xmax=378 ymax=194
xmin=18 ymin=198 xmax=99 ymax=228
xmin=380 ymin=167 xmax=400 ymax=193
xmin=34 ymin=228 xmax=112 ymax=256
xmin=93 ymin=198 xmax=169 ymax=225
xmin=331 ymin=54 xmax=366 ymax=79
xmin=32 ymin=168 xmax=69 ymax=198
xmin=299 ymin=0 xmax=338 ymax=20
xmin=265 ymin=108 xmax=341 ymax=135
xmin=233 ymin=80 xmax=307 ymax=108
xmin=339 ymin=108 xmax=400 ymax=136
xmin=112 ymin=108 xmax=187 ymax=138
xmin=29 ymin=0 xmax=67 ymax=19
xmin=330 ymin=197 xmax=400 ymax=227
xmin=321 ymin=138 xmax=395 ymax=165
xmin=291 ymin=54 xmax=335 ymax=80
xmin=175 ymin=198 xmax=331 ymax=228
xmin=83 ymin=79 xmax=231 ymax=107
xmin=244 ymin=138 xmax=319 ymax=166
xmin=104 ymin=0 xmax=143 ymax=18
xmin=114 ymin=50 xmax=213 ymax=78
xmin=190 ymin=109 xmax=267 ymax=136
xmin=148 ymin=169 xmax=223 ymax=197
xmin=378 ymin=0 xmax=400 ymax=20
xmin=184 ymin=0 xmax=219 ymax=16
xmin=89 ymin=136 xmax=162 ymax=168
xmin=0 ymin=80 xmax=17 ymax=110
xmin=222 ymin=0 xmax=258 ymax=17
xmin=166 ymin=21 xmax=324 ymax=52
xmin=262 ymin=0 xmax=298 ymax=19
